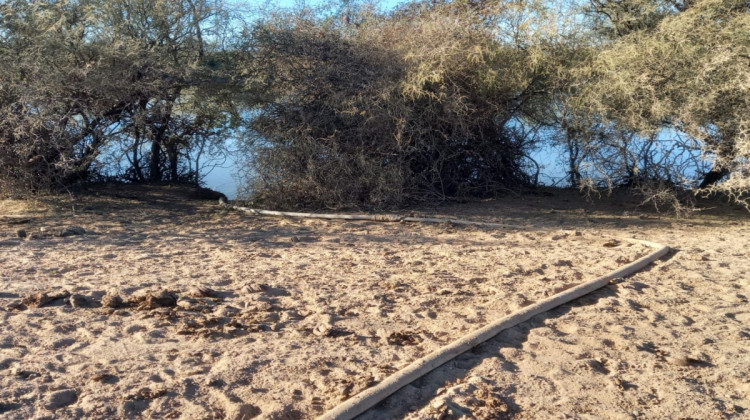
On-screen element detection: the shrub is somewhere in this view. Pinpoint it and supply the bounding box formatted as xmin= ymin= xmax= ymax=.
xmin=238 ymin=4 xmax=551 ymax=209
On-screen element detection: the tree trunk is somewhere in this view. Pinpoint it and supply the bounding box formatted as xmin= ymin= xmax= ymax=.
xmin=149 ymin=140 xmax=162 ymax=182
xmin=698 ymin=167 xmax=729 ymax=188
xmin=565 ymin=130 xmax=581 ymax=188
xmin=166 ymin=143 xmax=179 ymax=181
xmin=132 ymin=128 xmax=145 ymax=182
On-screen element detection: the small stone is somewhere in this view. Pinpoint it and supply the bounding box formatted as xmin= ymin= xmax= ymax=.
xmin=336 ymin=381 xmax=354 ymax=396
xmin=137 ymin=290 xmax=177 ymax=309
xmin=186 ymin=286 xmax=217 ymax=298
xmin=241 ymin=283 xmax=267 ymax=294
xmin=313 ymin=324 xmax=331 ymax=337
xmin=57 ymin=226 xmax=85 ymax=237
xmin=226 ymin=403 xmax=262 ymax=420
xmin=101 ymin=294 xmax=124 ymax=309
xmin=666 ymin=352 xmax=709 ymax=367
xmin=213 ymin=306 xmax=241 ymax=317
xmin=224 ymin=325 xmax=245 ymax=336
xmin=280 ymin=310 xmax=303 ymax=322
xmin=52 ymin=338 xmax=76 ymax=349
xmin=177 ymin=296 xmax=198 ymax=310
xmin=44 ymin=389 xmax=77 ymax=410
xmin=16 ymin=229 xmax=26 ymax=238
xmin=261 ymin=312 xmax=280 ymax=323
xmin=22 ymin=290 xmax=70 ymax=308
xmin=680 ymin=316 xmax=694 ymax=326
xmin=69 ymin=294 xmax=88 ymax=308
xmin=553 ymin=259 xmax=574 ymax=267
xmin=254 ymin=301 xmax=273 ymax=312
xmin=603 ymin=239 xmax=620 ymax=248
xmin=203 ymin=374 xmax=224 ymax=387
xmin=431 ymin=398 xmax=447 ymax=410
xmin=5 ymin=301 xmax=25 ymax=311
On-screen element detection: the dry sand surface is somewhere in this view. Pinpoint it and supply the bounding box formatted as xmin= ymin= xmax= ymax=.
xmin=0 ymin=186 xmax=748 ymax=419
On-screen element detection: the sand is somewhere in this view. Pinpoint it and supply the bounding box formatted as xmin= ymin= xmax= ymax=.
xmin=0 ymin=186 xmax=748 ymax=419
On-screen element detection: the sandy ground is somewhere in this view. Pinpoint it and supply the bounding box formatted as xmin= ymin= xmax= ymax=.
xmin=0 ymin=186 xmax=748 ymax=419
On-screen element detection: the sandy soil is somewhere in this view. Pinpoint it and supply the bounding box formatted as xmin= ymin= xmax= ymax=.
xmin=0 ymin=186 xmax=748 ymax=419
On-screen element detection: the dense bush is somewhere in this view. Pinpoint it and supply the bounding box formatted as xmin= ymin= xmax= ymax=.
xmin=237 ymin=4 xmax=554 ymax=208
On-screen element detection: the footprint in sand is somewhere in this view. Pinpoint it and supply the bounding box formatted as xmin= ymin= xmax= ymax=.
xmin=50 ymin=338 xmax=77 ymax=350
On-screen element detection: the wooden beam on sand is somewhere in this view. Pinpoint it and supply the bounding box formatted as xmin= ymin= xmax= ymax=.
xmin=224 ymin=204 xmax=528 ymax=229
xmin=222 ymin=203 xmax=670 ymax=420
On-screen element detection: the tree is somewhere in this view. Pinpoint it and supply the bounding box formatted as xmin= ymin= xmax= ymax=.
xmin=584 ymin=0 xmax=682 ymax=37
xmin=0 ymin=0 xmax=237 ymax=196
xmin=234 ymin=1 xmax=559 ymax=209
xmin=90 ymin=0 xmax=236 ymax=183
xmin=572 ymin=0 xmax=750 ymax=205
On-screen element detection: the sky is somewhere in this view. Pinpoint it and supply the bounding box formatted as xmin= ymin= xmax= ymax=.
xmin=202 ymin=150 xmax=241 ymax=198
